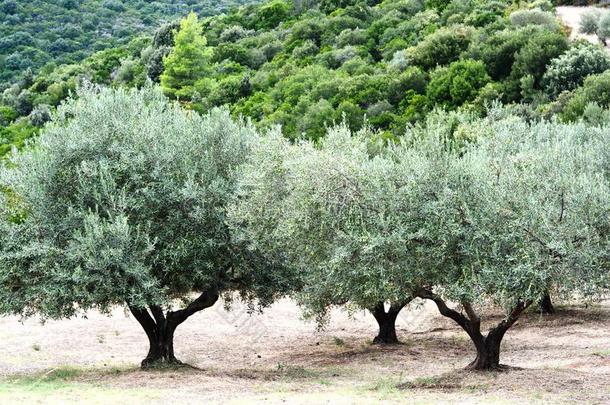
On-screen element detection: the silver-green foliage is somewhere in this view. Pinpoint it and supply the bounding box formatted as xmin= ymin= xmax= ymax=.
xmin=230 ymin=125 xmax=427 ymax=321
xmin=509 ymin=8 xmax=559 ymax=30
xmin=0 ymin=84 xmax=289 ymax=320
xmin=579 ymin=9 xmax=600 ymax=35
xmin=543 ymin=43 xmax=610 ymax=98
xmin=230 ymin=111 xmax=610 ymax=323
xmin=437 ymin=116 xmax=610 ymax=307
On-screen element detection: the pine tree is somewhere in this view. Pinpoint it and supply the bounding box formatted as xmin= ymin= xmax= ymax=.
xmin=160 ymin=12 xmax=210 ymax=100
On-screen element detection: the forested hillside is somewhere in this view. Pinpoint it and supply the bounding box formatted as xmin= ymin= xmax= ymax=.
xmin=0 ymin=0 xmax=260 ymax=87
xmin=2 ymin=0 xmax=610 ymax=155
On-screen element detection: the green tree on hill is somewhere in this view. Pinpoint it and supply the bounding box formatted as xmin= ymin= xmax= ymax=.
xmin=161 ymin=12 xmax=212 ymax=100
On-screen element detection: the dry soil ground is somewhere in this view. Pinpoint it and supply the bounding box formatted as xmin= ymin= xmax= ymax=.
xmin=0 ymin=298 xmax=608 ymax=404
xmin=557 ymin=6 xmax=610 ymax=48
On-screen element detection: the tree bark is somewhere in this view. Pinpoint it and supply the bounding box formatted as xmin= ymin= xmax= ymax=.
xmin=466 ymin=325 xmax=506 ymax=370
xmin=416 ymin=287 xmax=530 ymax=371
xmin=129 ymin=290 xmax=219 ymax=369
xmin=369 ymin=300 xmax=408 ymax=344
xmin=538 ymin=292 xmax=555 ymax=314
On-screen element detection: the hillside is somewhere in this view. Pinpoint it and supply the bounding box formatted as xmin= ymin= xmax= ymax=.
xmin=2 ymin=0 xmax=610 ymax=155
xmin=0 ymin=0 xmax=260 ymax=87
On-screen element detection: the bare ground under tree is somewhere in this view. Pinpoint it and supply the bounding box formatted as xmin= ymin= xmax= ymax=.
xmin=0 ymin=299 xmax=608 ymax=403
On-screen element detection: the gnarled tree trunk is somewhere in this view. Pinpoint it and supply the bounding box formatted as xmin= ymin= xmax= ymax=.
xmin=466 ymin=326 xmax=507 ymax=370
xmin=369 ymin=299 xmax=409 ymax=344
xmin=129 ymin=290 xmax=219 ymax=369
xmin=538 ymin=292 xmax=555 ymax=314
xmin=416 ymin=287 xmax=530 ymax=371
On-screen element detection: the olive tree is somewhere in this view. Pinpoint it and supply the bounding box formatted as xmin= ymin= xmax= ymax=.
xmin=403 ymin=115 xmax=609 ymax=370
xmin=580 ymin=9 xmax=601 ymax=36
xmin=229 ymin=126 xmax=419 ymax=344
xmin=231 ymin=111 xmax=609 ymax=369
xmin=0 ymin=85 xmax=293 ymax=368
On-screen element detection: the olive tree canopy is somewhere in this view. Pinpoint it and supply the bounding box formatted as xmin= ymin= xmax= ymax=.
xmin=402 ymin=114 xmax=610 ymax=369
xmin=230 ymin=111 xmax=610 ymax=370
xmin=230 ymin=124 xmax=445 ymax=344
xmin=0 ymin=85 xmax=293 ymax=368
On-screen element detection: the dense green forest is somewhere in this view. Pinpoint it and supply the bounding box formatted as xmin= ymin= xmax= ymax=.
xmin=0 ymin=0 xmax=260 ymax=87
xmin=2 ymin=0 xmax=610 ymax=155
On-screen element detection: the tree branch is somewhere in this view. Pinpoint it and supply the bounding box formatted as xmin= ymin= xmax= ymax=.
xmin=415 ymin=287 xmax=472 ymax=332
xmin=462 ymin=302 xmax=481 ymax=332
xmin=389 ymin=297 xmax=410 ymax=315
xmin=523 ymin=227 xmax=563 ymax=259
xmin=150 ymin=305 xmax=166 ymax=329
xmin=558 ymin=191 xmax=565 ymax=223
xmin=487 ymin=299 xmax=532 ymax=342
xmin=167 ymin=290 xmax=219 ymax=327
xmin=128 ymin=305 xmax=157 ymax=340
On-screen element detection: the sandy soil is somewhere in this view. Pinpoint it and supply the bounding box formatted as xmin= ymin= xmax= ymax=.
xmin=557 ymin=6 xmax=609 ymax=48
xmin=0 ymin=298 xmax=608 ymax=404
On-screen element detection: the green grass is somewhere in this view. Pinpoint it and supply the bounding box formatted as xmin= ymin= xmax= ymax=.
xmin=0 ymin=366 xmax=162 ymax=404
xmin=592 ymin=349 xmax=610 ymax=357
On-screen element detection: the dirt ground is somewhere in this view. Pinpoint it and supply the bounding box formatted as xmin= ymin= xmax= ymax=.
xmin=0 ymin=298 xmax=608 ymax=404
xmin=557 ymin=6 xmax=609 ymax=48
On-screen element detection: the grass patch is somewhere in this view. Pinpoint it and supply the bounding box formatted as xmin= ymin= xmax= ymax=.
xmin=7 ymin=366 xmax=85 ymax=385
xmin=276 ymin=363 xmax=320 ymax=379
xmin=0 ymin=365 xmax=162 ymax=402
xmin=592 ymin=349 xmax=610 ymax=357
xmin=3 ymin=364 xmax=133 ymax=387
xmin=369 ymin=377 xmax=401 ymax=394
xmin=403 ymin=376 xmax=444 ymax=389
xmin=400 ymin=373 xmax=488 ymax=392
xmin=333 ymin=337 xmax=345 ymax=346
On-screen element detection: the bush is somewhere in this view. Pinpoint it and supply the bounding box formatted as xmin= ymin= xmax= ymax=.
xmin=510 ymin=29 xmax=568 ymax=95
xmin=407 ymin=26 xmax=473 ymax=70
xmin=468 ymin=27 xmax=530 ymax=81
xmin=389 ymin=49 xmax=410 ymax=71
xmin=579 ymin=9 xmax=600 ymax=35
xmin=543 ymin=43 xmax=610 ymax=98
xmin=256 ymin=0 xmax=291 ymax=30
xmin=509 ymin=8 xmax=559 ymax=30
xmin=0 ymin=105 xmax=17 ymax=125
xmin=27 ymin=104 xmax=51 ymax=126
xmin=427 ymin=59 xmax=490 ymax=108
xmin=582 ymin=102 xmax=610 ymax=126
xmin=598 ymin=11 xmax=610 ymax=41
xmin=561 ymin=70 xmax=610 ymax=121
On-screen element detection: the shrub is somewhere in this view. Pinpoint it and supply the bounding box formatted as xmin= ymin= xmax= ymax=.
xmin=468 ymin=27 xmax=530 ymax=80
xmin=509 ymin=9 xmax=559 ymax=30
xmin=598 ymin=11 xmax=610 ymax=41
xmin=579 ymin=9 xmax=600 ymax=35
xmin=561 ymin=70 xmax=610 ymax=121
xmin=407 ymin=26 xmax=473 ymax=70
xmin=427 ymin=59 xmax=490 ymax=108
xmin=543 ymin=43 xmax=610 ymax=98
xmin=510 ymin=29 xmax=568 ymax=94
xmin=27 ymin=104 xmax=51 ymax=126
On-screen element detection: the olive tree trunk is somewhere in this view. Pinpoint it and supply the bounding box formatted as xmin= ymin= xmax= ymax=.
xmin=538 ymin=292 xmax=555 ymax=314
xmin=129 ymin=290 xmax=219 ymax=368
xmin=416 ymin=287 xmax=530 ymax=371
xmin=369 ymin=300 xmax=409 ymax=344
